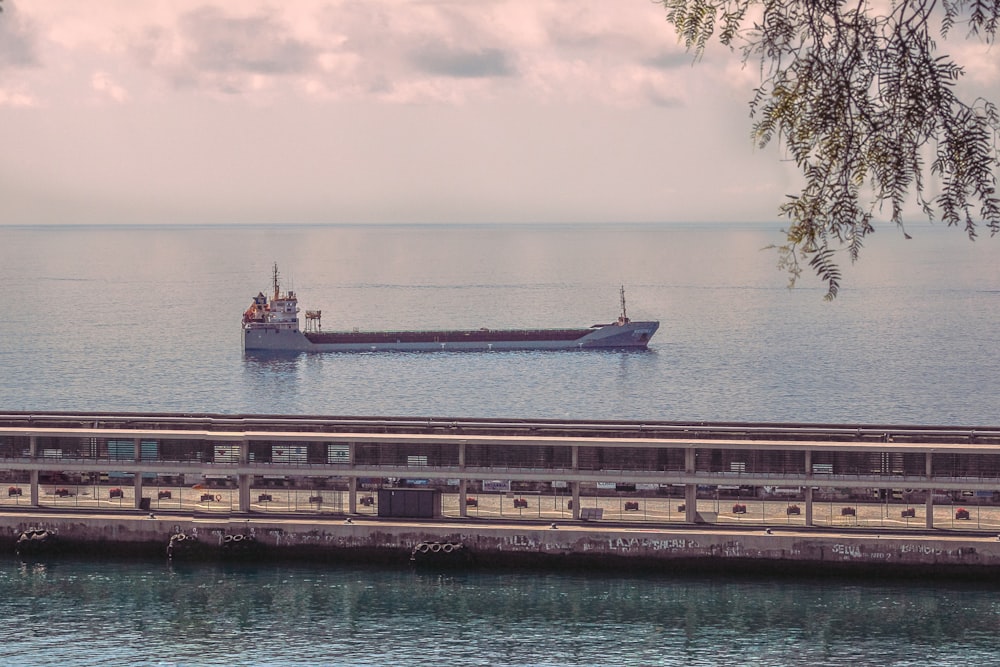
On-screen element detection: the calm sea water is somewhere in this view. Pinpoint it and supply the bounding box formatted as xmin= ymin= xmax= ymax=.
xmin=1 ymin=223 xmax=999 ymax=665
xmin=1 ymin=223 xmax=997 ymax=423
xmin=2 ymin=558 xmax=1000 ymax=667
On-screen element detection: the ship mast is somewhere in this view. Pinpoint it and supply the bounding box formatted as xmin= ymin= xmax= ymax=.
xmin=619 ymin=285 xmax=630 ymax=324
xmin=272 ymin=263 xmax=280 ymax=301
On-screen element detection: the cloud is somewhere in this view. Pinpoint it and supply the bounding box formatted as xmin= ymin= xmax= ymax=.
xmin=0 ymin=2 xmax=42 ymax=107
xmin=410 ymin=46 xmax=515 ymax=78
xmin=0 ymin=88 xmax=36 ymax=107
xmin=948 ymin=40 xmax=1000 ymax=87
xmin=91 ymin=71 xmax=129 ymax=103
xmin=0 ymin=1 xmax=41 ymax=69
xmin=645 ymin=88 xmax=684 ymax=108
xmin=645 ymin=52 xmax=693 ymax=71
xmin=178 ymin=7 xmax=316 ymax=75
xmin=127 ymin=5 xmax=320 ymax=95
xmin=0 ymin=0 xmax=800 ymax=227
xmin=8 ymin=1 xmax=705 ymax=106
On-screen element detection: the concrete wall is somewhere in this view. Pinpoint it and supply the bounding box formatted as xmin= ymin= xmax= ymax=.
xmin=2 ymin=513 xmax=999 ymax=578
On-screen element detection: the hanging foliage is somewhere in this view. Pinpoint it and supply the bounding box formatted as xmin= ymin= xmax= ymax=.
xmin=661 ymin=0 xmax=1000 ymax=298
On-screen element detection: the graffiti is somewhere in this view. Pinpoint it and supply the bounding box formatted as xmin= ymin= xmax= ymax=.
xmin=296 ymin=532 xmax=324 ymax=543
xmin=609 ymin=537 xmax=699 ymax=551
xmin=720 ymin=541 xmax=742 ymax=558
xmin=900 ymin=544 xmax=943 ymax=556
xmin=832 ymin=543 xmax=861 ymax=557
xmin=507 ymin=535 xmax=537 ymax=548
xmin=832 ymin=543 xmax=892 ymax=560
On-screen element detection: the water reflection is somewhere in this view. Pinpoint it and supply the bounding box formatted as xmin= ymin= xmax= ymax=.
xmin=3 ymin=559 xmax=1000 ymax=665
xmin=241 ymin=352 xmax=307 ymax=410
xmin=242 ymin=351 xmax=307 ymax=370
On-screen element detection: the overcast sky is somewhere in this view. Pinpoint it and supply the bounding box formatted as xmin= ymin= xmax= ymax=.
xmin=0 ymin=1 xmax=997 ymax=226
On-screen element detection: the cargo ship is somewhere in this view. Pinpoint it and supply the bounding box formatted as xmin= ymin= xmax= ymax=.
xmin=242 ymin=265 xmax=659 ymax=352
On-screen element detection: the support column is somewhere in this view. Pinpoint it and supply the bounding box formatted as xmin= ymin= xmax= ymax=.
xmin=133 ymin=474 xmax=144 ymax=510
xmin=29 ymin=471 xmax=39 ymax=507
xmin=804 ymin=450 xmax=814 ymax=526
xmin=348 ymin=477 xmax=358 ymax=515
xmin=459 ymin=441 xmax=467 ymax=518
xmin=571 ymin=445 xmax=580 ymax=520
xmin=237 ymin=475 xmax=250 ymax=512
xmin=571 ymin=481 xmax=581 ymax=521
xmin=29 ymin=436 xmax=39 ymax=506
xmin=348 ymin=443 xmax=357 ymax=514
xmin=684 ymin=448 xmax=697 ymax=523
xmin=237 ymin=440 xmax=250 ymax=512
xmin=804 ymin=487 xmax=814 ymax=527
xmin=133 ymin=438 xmax=144 ymax=510
xmin=925 ymin=452 xmax=935 ymax=529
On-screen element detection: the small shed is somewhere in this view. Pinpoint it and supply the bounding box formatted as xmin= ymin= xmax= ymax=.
xmin=377 ymin=488 xmax=441 ymax=519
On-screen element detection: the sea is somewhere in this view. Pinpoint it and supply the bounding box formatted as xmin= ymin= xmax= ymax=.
xmin=0 ymin=223 xmax=998 ymax=666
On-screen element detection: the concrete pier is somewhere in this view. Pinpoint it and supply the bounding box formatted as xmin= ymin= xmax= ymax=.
xmin=4 ymin=412 xmax=1000 ymax=575
xmin=3 ymin=510 xmax=1000 ymax=579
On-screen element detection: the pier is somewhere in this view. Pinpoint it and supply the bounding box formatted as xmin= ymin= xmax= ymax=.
xmin=1 ymin=413 xmax=1000 ymax=528
xmin=3 ymin=412 xmax=1000 ymax=573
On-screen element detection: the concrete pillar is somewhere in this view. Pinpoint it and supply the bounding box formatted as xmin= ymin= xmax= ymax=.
xmin=29 ymin=436 xmax=39 ymax=506
xmin=133 ymin=438 xmax=144 ymax=510
xmin=29 ymin=470 xmax=39 ymax=506
xmin=684 ymin=484 xmax=697 ymax=523
xmin=459 ymin=479 xmax=468 ymax=518
xmin=459 ymin=441 xmax=467 ymax=518
xmin=133 ymin=476 xmax=144 ymax=509
xmin=348 ymin=443 xmax=357 ymax=513
xmin=237 ymin=440 xmax=250 ymax=512
xmin=684 ymin=448 xmax=697 ymax=523
xmin=804 ymin=486 xmax=814 ymax=526
xmin=926 ymin=452 xmax=934 ymax=529
xmin=804 ymin=450 xmax=814 ymax=526
xmin=571 ymin=445 xmax=580 ymax=520
xmin=237 ymin=474 xmax=250 ymax=512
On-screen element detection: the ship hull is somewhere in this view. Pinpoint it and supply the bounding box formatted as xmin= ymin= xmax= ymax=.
xmin=243 ymin=321 xmax=659 ymax=352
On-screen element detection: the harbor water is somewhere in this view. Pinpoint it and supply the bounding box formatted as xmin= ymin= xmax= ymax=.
xmin=3 ymin=558 xmax=1000 ymax=666
xmin=1 ymin=223 xmax=997 ymax=423
xmin=1 ymin=223 xmax=999 ymax=665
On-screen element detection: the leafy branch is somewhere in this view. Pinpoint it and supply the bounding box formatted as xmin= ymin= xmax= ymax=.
xmin=661 ymin=0 xmax=1000 ymax=298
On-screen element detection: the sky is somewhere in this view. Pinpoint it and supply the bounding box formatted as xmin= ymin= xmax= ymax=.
xmin=0 ymin=1 xmax=997 ymax=226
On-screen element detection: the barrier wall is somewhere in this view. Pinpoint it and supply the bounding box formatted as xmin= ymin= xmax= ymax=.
xmin=3 ymin=512 xmax=1000 ymax=578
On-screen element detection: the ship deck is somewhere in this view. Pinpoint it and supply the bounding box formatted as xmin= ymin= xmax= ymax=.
xmin=303 ymin=328 xmax=593 ymax=345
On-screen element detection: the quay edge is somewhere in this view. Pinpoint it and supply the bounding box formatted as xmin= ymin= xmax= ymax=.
xmin=3 ymin=512 xmax=1000 ymax=580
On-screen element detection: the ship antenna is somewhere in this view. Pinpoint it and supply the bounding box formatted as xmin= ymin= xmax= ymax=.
xmin=619 ymin=285 xmax=629 ymax=323
xmin=272 ymin=263 xmax=280 ymax=300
